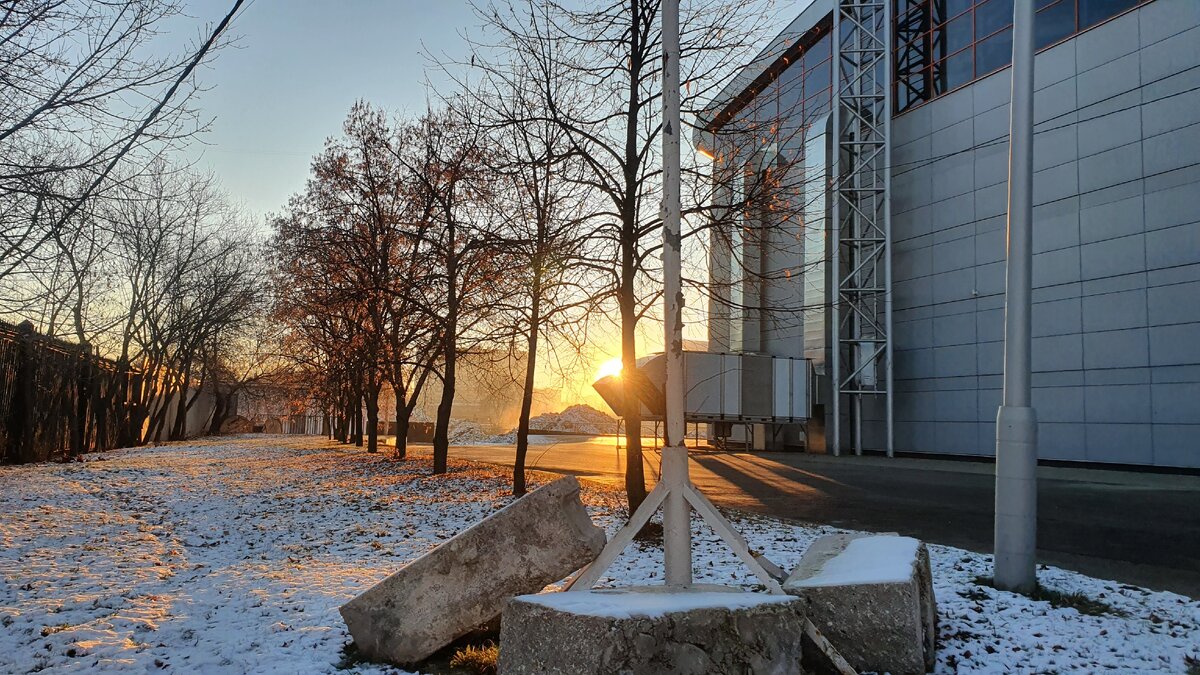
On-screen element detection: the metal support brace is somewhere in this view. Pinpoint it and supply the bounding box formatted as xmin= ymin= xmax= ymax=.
xmin=831 ymin=0 xmax=893 ymax=457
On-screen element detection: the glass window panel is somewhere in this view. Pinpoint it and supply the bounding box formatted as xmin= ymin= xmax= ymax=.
xmin=777 ymin=62 xmax=805 ymax=122
xmin=933 ymin=48 xmax=974 ymax=94
xmin=897 ymin=70 xmax=929 ymax=112
xmin=897 ymin=33 xmax=931 ymax=72
xmin=806 ymin=89 xmax=832 ymax=120
xmin=1035 ymin=0 xmax=1076 ymax=49
xmin=812 ymin=32 xmax=833 ymax=60
xmin=1080 ymin=0 xmax=1138 ymax=28
xmin=801 ymin=118 xmax=829 ymax=368
xmin=975 ymin=0 xmax=1014 ymax=38
xmin=804 ymin=58 xmax=831 ymax=101
xmin=975 ymin=26 xmax=1014 ymax=76
xmin=937 ymin=12 xmax=973 ymax=60
xmin=730 ymin=169 xmax=747 ymax=351
xmin=932 ymin=0 xmax=973 ymax=23
xmin=1035 ymin=0 xmax=1056 ymax=9
xmin=896 ymin=10 xmax=930 ymax=46
xmin=752 ymin=79 xmax=779 ymax=130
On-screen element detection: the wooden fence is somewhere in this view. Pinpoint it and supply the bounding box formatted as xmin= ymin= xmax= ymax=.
xmin=0 ymin=321 xmax=139 ymax=464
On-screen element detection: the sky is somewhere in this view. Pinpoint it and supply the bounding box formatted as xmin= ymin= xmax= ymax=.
xmin=187 ymin=0 xmax=479 ymax=220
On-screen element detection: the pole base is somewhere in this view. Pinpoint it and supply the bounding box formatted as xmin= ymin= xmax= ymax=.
xmin=994 ymin=405 xmax=1038 ymax=593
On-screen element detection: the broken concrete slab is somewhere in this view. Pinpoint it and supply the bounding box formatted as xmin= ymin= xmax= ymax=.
xmin=783 ymin=533 xmax=937 ymax=675
xmin=499 ymin=586 xmax=804 ymax=674
xmin=339 ymin=475 xmax=605 ymax=666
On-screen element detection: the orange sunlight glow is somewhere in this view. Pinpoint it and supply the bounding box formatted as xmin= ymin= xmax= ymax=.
xmin=594 ymin=356 xmax=623 ymax=382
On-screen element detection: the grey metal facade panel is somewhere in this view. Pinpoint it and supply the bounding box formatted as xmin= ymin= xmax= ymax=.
xmin=888 ymin=0 xmax=1200 ymax=468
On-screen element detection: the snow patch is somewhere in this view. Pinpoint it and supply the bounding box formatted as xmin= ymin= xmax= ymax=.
xmin=526 ymin=404 xmax=618 ymax=435
xmin=521 ymin=589 xmax=795 ymax=619
xmin=795 ymin=535 xmax=920 ymax=587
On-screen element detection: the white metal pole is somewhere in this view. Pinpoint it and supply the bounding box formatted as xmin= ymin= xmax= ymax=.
xmin=661 ymin=0 xmax=692 ymax=587
xmin=994 ymin=0 xmax=1038 ymax=594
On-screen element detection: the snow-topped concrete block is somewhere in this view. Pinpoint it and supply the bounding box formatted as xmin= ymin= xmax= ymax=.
xmin=499 ymin=586 xmax=804 ymax=674
xmin=783 ymin=534 xmax=936 ymax=675
xmin=339 ymin=475 xmax=605 ymax=666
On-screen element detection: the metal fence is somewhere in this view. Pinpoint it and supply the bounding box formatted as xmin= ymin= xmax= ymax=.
xmin=0 ymin=321 xmax=139 ymax=464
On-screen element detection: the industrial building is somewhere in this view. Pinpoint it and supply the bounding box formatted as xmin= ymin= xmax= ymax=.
xmin=684 ymin=0 xmax=1200 ymax=468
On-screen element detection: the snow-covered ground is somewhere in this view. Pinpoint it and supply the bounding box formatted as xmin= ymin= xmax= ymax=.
xmin=1 ymin=436 xmax=1196 ymax=674
xmin=444 ymin=404 xmax=621 ymax=444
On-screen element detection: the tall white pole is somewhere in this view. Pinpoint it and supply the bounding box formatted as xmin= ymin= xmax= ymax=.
xmin=994 ymin=0 xmax=1038 ymax=594
xmin=661 ymin=0 xmax=692 ymax=587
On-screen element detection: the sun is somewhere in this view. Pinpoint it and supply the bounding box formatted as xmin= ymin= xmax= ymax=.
xmin=594 ymin=356 xmax=623 ymax=381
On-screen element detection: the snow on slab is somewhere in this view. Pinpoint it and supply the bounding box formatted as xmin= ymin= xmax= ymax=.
xmin=0 ymin=435 xmax=1197 ymax=674
xmin=795 ymin=535 xmax=920 ymax=587
xmin=521 ymin=589 xmax=795 ymax=619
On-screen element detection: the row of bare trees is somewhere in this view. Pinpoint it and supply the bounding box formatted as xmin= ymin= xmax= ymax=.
xmin=272 ymin=0 xmax=784 ymax=505
xmin=0 ymin=0 xmax=283 ymax=454
xmin=270 ymin=100 xmax=594 ymax=491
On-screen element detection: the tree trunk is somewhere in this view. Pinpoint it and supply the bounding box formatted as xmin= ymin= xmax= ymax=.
xmin=171 ymin=368 xmax=191 ymax=441
xmin=353 ymin=395 xmax=364 ymax=447
xmin=365 ymin=376 xmax=380 ymax=454
xmin=208 ymin=388 xmax=229 ymax=436
xmin=395 ymin=404 xmax=411 ymax=460
xmin=114 ymin=362 xmax=131 ymax=449
xmin=7 ymin=323 xmax=37 ymax=464
xmin=619 ymin=281 xmax=646 ymax=513
xmin=70 ymin=347 xmax=90 ymax=459
xmin=433 ymin=243 xmax=459 ymax=475
xmin=514 ymin=284 xmax=542 ymax=496
xmin=433 ymin=340 xmax=455 ymax=474
xmin=618 ymin=0 xmax=647 ymax=515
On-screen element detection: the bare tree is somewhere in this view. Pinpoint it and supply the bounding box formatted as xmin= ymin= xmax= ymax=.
xmin=392 ymin=104 xmax=510 ymax=475
xmin=467 ymin=0 xmax=775 ymax=511
xmin=1 ymin=0 xmax=245 ymax=283
xmin=465 ymin=63 xmax=601 ymax=494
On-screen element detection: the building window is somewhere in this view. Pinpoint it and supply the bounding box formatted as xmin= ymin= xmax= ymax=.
xmin=894 ymin=0 xmax=1153 ymax=114
xmin=710 ymin=25 xmax=835 ymax=355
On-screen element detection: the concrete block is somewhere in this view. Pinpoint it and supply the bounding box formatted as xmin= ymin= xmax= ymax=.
xmin=783 ymin=534 xmax=936 ymax=675
xmin=340 ymin=476 xmax=606 ymax=666
xmin=499 ymin=587 xmax=804 ymax=675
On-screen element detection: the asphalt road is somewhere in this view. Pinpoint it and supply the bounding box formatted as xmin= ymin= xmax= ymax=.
xmin=408 ymin=436 xmax=1200 ymax=597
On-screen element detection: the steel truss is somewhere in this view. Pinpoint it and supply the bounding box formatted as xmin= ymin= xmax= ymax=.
xmin=830 ymin=0 xmax=893 ymax=456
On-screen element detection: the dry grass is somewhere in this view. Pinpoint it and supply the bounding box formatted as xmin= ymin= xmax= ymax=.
xmin=449 ymin=642 xmax=499 ymax=674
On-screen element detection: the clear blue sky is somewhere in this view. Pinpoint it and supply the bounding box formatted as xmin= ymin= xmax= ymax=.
xmin=188 ymin=0 xmax=479 ymax=221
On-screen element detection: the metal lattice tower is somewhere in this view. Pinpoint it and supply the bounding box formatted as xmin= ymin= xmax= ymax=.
xmin=830 ymin=0 xmax=893 ymax=456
